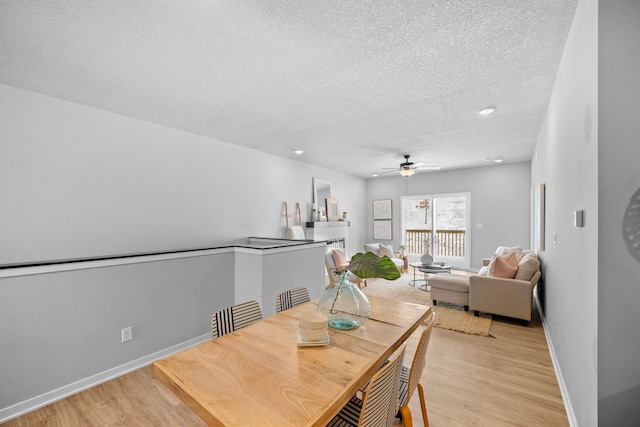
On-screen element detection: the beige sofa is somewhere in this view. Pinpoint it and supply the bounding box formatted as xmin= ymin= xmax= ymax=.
xmin=430 ymin=249 xmax=541 ymax=323
xmin=469 ymin=250 xmax=541 ymax=322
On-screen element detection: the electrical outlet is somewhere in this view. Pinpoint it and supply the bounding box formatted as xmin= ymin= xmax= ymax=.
xmin=121 ymin=326 xmax=132 ymax=343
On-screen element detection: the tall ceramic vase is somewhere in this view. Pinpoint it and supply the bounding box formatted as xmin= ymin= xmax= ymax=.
xmin=318 ymin=273 xmax=370 ymax=330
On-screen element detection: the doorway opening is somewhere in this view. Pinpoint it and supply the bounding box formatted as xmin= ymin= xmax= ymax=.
xmin=400 ymin=193 xmax=471 ymax=269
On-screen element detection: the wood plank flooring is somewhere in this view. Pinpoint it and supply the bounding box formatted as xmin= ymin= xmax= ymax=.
xmin=4 ymin=291 xmax=568 ymax=426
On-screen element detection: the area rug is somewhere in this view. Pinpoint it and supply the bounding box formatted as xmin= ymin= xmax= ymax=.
xmin=362 ymin=273 xmax=493 ymax=337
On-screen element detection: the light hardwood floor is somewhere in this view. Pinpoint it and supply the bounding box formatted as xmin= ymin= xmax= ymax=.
xmin=4 ymin=288 xmax=568 ymax=426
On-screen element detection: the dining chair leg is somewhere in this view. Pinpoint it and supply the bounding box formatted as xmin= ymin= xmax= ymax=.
xmin=399 ymin=405 xmax=412 ymax=427
xmin=417 ymin=383 xmax=429 ymax=427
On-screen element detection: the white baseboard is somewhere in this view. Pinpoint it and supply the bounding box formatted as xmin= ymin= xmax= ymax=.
xmin=0 ymin=333 xmax=211 ymax=423
xmin=535 ymin=293 xmax=578 ymax=427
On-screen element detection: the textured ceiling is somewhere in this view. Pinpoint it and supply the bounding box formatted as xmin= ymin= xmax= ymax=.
xmin=0 ymin=1 xmax=578 ymax=178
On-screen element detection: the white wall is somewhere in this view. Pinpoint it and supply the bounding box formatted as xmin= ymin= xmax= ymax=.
xmin=0 ymin=83 xmax=367 ymax=266
xmin=598 ymin=0 xmax=640 ymax=424
xmin=0 ymin=83 xmax=366 ymax=421
xmin=365 ymin=162 xmax=532 ymax=268
xmin=531 ymin=0 xmax=598 ymax=425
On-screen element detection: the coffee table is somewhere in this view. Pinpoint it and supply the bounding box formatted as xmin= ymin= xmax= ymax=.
xmin=409 ymin=262 xmax=452 ymax=291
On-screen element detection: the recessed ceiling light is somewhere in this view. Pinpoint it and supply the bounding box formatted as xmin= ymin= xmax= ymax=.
xmin=372 ymin=173 xmax=379 ymax=177
xmin=494 ymin=158 xmax=504 ymax=163
xmin=478 ymin=106 xmax=496 ymax=115
xmin=293 ymin=149 xmax=304 ymax=155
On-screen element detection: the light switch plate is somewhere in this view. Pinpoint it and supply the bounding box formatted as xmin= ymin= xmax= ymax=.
xmin=573 ymin=210 xmax=584 ymax=227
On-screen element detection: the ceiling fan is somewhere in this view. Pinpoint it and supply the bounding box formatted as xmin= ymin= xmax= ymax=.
xmin=379 ymin=154 xmax=440 ymax=177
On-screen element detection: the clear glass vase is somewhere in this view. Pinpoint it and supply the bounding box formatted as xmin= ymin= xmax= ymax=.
xmin=318 ymin=273 xmax=370 ymax=330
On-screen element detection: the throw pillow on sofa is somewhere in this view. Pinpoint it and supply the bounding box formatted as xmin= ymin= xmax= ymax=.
xmin=488 ymin=251 xmax=518 ymax=279
xmin=495 ymin=246 xmax=523 ymax=257
xmin=513 ymin=254 xmax=540 ymax=281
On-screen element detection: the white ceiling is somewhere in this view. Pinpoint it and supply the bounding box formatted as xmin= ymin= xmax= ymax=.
xmin=0 ymin=1 xmax=578 ymax=178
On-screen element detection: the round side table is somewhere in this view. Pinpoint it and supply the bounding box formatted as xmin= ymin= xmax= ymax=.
xmin=409 ymin=262 xmax=451 ymax=291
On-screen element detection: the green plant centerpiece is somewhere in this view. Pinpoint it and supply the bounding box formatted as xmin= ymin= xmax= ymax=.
xmin=318 ymin=251 xmax=401 ymax=330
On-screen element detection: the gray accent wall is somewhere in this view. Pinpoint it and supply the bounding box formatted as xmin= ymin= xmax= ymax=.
xmin=598 ymin=0 xmax=640 ymax=424
xmin=0 ymin=252 xmax=235 ymax=416
xmin=533 ymin=0 xmax=640 ymax=425
xmin=532 ymin=0 xmax=598 ymax=424
xmin=366 ymin=162 xmax=532 ymax=269
xmin=0 ymin=242 xmax=326 ymax=421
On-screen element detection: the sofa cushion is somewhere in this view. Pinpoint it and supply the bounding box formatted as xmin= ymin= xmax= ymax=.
xmin=332 ymin=249 xmax=348 ymax=268
xmin=487 ymin=251 xmax=518 ymax=279
xmin=478 ymin=266 xmax=489 ymax=276
xmin=429 ymin=274 xmax=470 ymax=293
xmin=379 ymin=243 xmax=395 ymax=258
xmin=514 ymin=254 xmax=540 ymax=281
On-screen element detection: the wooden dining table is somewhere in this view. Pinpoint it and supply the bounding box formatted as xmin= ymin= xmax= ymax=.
xmin=151 ymin=295 xmax=431 ymax=426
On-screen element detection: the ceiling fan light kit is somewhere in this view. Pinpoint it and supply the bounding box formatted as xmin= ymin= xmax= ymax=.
xmin=376 ymin=154 xmax=441 ymax=177
xmin=400 ymin=167 xmax=414 ymax=177
xmin=378 ymin=154 xmax=438 ymax=177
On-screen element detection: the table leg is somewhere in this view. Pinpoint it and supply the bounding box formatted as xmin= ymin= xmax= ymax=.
xmin=409 ymin=267 xmax=429 ymax=291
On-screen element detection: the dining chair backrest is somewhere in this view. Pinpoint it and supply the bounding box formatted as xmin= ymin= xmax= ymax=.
xmin=397 ymin=312 xmax=436 ymax=426
xmin=275 ymin=287 xmax=310 ymax=313
xmin=211 ymin=300 xmax=263 ymax=339
xmin=405 ymin=312 xmax=434 ymax=401
xmin=359 ymin=342 xmax=406 ymax=426
xmin=328 ymin=342 xmax=406 ymax=427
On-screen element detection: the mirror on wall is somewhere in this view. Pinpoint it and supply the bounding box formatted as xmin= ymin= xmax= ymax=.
xmin=313 ymin=178 xmax=332 ymax=206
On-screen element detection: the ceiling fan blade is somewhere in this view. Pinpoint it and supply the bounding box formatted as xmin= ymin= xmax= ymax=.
xmin=415 ymin=165 xmax=441 ymax=170
xmin=413 ymin=161 xmax=425 ymax=167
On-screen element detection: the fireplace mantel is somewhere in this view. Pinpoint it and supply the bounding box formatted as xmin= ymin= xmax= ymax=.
xmin=305 ymin=221 xmax=350 ymax=228
xmin=305 ymin=221 xmax=350 ymax=254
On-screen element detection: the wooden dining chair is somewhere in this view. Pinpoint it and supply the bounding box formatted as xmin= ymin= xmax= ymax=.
xmin=327 ymin=343 xmax=406 ymax=427
xmin=397 ymin=312 xmax=436 ymax=427
xmin=275 ymin=287 xmax=310 ymax=313
xmin=211 ymin=300 xmax=263 ymax=339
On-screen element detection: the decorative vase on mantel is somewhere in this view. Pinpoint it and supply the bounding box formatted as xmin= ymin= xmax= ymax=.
xmin=318 ymin=273 xmax=370 ymax=330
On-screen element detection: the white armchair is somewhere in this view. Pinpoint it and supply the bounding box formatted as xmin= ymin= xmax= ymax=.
xmin=324 ymin=249 xmax=366 ymax=288
xmin=363 ymin=243 xmax=406 ymax=273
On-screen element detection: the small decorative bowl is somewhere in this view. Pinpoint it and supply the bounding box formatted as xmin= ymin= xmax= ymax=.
xmin=299 ymin=311 xmax=327 ymax=341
